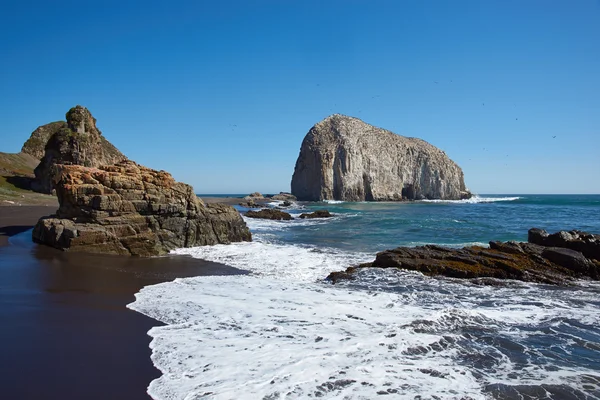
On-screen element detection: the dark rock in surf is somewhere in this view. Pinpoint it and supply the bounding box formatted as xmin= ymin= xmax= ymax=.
xmin=239 ymin=200 xmax=260 ymax=208
xmin=245 ymin=209 xmax=293 ymax=221
xmin=528 ymin=228 xmax=600 ymax=261
xmin=326 ymin=229 xmax=600 ymax=285
xmin=299 ymin=210 xmax=332 ymax=219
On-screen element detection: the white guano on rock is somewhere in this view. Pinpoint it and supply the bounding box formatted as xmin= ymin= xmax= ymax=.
xmin=291 ymin=114 xmax=471 ymax=201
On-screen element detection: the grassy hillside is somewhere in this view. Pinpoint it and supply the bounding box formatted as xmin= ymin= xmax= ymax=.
xmin=0 ymin=152 xmax=57 ymax=206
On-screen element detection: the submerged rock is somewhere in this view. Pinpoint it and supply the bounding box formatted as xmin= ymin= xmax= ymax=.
xmin=32 ymin=161 xmax=251 ymax=256
xmin=245 ymin=209 xmax=293 ymax=220
xmin=291 ymin=114 xmax=471 ymax=201
xmin=327 ymin=228 xmax=600 ymax=285
xmin=33 ymin=106 xmax=127 ymax=193
xmin=299 ymin=210 xmax=332 ymax=219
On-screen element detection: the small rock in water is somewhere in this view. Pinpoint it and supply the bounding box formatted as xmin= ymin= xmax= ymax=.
xmin=245 ymin=209 xmax=293 ymax=220
xmin=299 ymin=210 xmax=332 ymax=219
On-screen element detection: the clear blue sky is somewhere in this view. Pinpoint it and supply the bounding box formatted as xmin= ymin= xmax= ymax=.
xmin=1 ymin=0 xmax=599 ymax=194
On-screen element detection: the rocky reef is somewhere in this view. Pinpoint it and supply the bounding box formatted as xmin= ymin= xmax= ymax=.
xmin=33 ymin=106 xmax=127 ymax=193
xmin=291 ymin=114 xmax=471 ymax=201
xmin=32 ymin=160 xmax=251 ymax=256
xmin=327 ymin=229 xmax=600 ymax=285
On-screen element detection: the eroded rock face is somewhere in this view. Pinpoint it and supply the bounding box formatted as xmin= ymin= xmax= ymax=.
xmin=21 ymin=121 xmax=67 ymax=160
xmin=33 ymin=106 xmax=127 ymax=193
xmin=326 ymin=228 xmax=600 ymax=285
xmin=291 ymin=114 xmax=471 ymax=201
xmin=32 ymin=161 xmax=251 ymax=256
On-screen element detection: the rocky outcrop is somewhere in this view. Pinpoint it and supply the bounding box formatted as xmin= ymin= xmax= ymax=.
xmin=291 ymin=114 xmax=471 ymax=201
xmin=21 ymin=121 xmax=67 ymax=160
xmin=299 ymin=210 xmax=332 ymax=219
xmin=528 ymin=228 xmax=600 ymax=261
xmin=32 ymin=161 xmax=251 ymax=256
xmin=270 ymin=192 xmax=297 ymax=201
xmin=245 ymin=209 xmax=293 ymax=220
xmin=326 ymin=229 xmax=600 ymax=285
xmin=244 ymin=192 xmax=264 ymax=200
xmin=33 ymin=106 xmax=127 ymax=193
xmin=238 ymin=200 xmax=261 ymax=208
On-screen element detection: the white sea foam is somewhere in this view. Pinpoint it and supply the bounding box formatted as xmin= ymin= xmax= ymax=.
xmin=323 ymin=199 xmax=345 ymax=204
xmin=129 ymin=275 xmax=485 ymax=400
xmin=422 ymin=195 xmax=521 ymax=204
xmin=265 ymin=200 xmax=304 ymax=208
xmin=129 ymin=193 xmax=600 ymax=399
xmin=171 ymin=241 xmax=372 ymax=282
xmin=242 ymin=215 xmax=331 ymax=233
xmin=128 ymin=269 xmax=600 ymax=400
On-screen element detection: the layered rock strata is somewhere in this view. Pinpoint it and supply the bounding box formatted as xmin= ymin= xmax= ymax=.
xmin=33 ymin=106 xmax=127 ymax=193
xmin=33 ymin=161 xmax=251 ymax=256
xmin=327 ymin=229 xmax=600 ymax=285
xmin=291 ymin=114 xmax=471 ymax=201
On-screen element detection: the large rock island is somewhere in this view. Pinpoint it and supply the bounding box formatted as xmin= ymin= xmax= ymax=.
xmin=291 ymin=114 xmax=471 ymax=201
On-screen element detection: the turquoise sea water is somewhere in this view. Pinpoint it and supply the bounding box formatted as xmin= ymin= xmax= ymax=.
xmin=130 ymin=194 xmax=600 ymax=400
xmin=249 ymin=194 xmax=600 ymax=253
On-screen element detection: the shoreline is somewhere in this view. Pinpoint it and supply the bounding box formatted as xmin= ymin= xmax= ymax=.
xmin=0 ymin=206 xmax=246 ymax=400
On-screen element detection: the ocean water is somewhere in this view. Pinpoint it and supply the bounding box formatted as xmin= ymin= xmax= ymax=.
xmin=128 ymin=195 xmax=600 ymax=400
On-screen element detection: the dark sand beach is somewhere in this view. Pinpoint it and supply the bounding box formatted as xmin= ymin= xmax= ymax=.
xmin=0 ymin=206 xmax=246 ymax=400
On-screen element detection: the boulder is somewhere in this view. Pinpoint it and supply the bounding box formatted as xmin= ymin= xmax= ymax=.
xmin=271 ymin=192 xmax=297 ymax=201
xmin=291 ymin=114 xmax=471 ymax=201
xmin=32 ymin=161 xmax=251 ymax=256
xmin=299 ymin=210 xmax=332 ymax=219
xmin=238 ymin=200 xmax=260 ymax=208
xmin=245 ymin=209 xmax=293 ymax=220
xmin=326 ymin=229 xmax=600 ymax=285
xmin=528 ymin=228 xmax=600 ymax=261
xmin=33 ymin=106 xmax=127 ymax=193
xmin=244 ymin=192 xmax=264 ymax=200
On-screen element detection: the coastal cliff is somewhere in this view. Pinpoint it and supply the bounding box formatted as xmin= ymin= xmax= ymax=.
xmin=33 ymin=161 xmax=251 ymax=256
xmin=33 ymin=106 xmax=127 ymax=193
xmin=291 ymin=114 xmax=471 ymax=201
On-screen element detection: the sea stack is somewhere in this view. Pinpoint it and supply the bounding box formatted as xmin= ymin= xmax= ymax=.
xmin=291 ymin=114 xmax=471 ymax=201
xmin=32 ymin=105 xmax=127 ymax=193
xmin=31 ymin=106 xmax=252 ymax=256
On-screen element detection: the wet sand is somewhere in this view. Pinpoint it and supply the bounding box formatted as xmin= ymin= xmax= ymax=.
xmin=0 ymin=206 xmax=246 ymax=399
